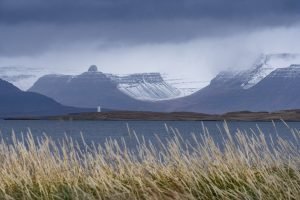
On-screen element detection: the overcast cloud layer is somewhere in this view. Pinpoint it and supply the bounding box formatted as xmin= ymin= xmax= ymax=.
xmin=1 ymin=0 xmax=300 ymax=90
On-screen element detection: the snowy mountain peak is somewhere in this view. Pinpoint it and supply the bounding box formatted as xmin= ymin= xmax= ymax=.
xmin=209 ymin=53 xmax=300 ymax=90
xmin=241 ymin=53 xmax=300 ymax=89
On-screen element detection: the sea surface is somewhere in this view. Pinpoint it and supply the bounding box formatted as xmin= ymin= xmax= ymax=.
xmin=0 ymin=120 xmax=299 ymax=149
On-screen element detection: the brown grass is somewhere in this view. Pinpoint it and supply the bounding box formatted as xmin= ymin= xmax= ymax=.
xmin=0 ymin=123 xmax=299 ymax=199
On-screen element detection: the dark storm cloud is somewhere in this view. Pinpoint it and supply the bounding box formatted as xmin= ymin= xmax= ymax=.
xmin=0 ymin=0 xmax=300 ymax=24
xmin=1 ymin=0 xmax=300 ymax=90
xmin=0 ymin=0 xmax=300 ymax=58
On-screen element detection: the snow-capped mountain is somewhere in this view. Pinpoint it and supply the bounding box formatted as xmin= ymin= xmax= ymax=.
xmin=241 ymin=53 xmax=300 ymax=89
xmin=106 ymin=73 xmax=181 ymax=101
xmin=164 ymin=53 xmax=300 ymax=113
xmin=29 ymin=66 xmax=135 ymax=109
xmin=213 ymin=53 xmax=300 ymax=90
xmin=28 ymin=66 xmax=168 ymax=110
xmin=29 ymin=65 xmax=183 ymax=105
xmin=242 ymin=64 xmax=300 ymax=111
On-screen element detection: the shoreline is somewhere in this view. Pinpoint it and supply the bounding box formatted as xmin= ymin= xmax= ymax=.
xmin=4 ymin=109 xmax=300 ymax=121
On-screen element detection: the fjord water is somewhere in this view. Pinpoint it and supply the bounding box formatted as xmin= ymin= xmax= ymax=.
xmin=0 ymin=120 xmax=298 ymax=148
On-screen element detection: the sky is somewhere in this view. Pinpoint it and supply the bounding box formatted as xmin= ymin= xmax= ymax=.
xmin=1 ymin=0 xmax=300 ymax=90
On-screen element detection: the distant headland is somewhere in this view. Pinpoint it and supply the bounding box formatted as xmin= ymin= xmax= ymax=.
xmin=6 ymin=109 xmax=300 ymax=122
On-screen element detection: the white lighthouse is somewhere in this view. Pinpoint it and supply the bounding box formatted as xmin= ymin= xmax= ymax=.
xmin=97 ymin=106 xmax=101 ymax=112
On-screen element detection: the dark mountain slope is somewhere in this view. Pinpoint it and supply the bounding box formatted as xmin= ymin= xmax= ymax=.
xmin=0 ymin=79 xmax=89 ymax=117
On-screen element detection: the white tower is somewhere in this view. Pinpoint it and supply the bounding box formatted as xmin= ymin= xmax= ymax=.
xmin=97 ymin=106 xmax=101 ymax=112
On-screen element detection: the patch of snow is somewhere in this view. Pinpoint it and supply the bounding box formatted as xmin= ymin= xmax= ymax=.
xmin=108 ymin=73 xmax=182 ymax=101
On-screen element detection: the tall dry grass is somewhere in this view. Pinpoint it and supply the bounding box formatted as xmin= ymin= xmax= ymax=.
xmin=0 ymin=123 xmax=299 ymax=199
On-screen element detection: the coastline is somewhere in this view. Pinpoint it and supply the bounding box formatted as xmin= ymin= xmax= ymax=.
xmin=5 ymin=109 xmax=300 ymax=121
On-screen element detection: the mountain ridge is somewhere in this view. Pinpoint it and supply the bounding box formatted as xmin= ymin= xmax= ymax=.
xmin=19 ymin=53 xmax=300 ymax=114
xmin=163 ymin=53 xmax=300 ymax=113
xmin=29 ymin=66 xmax=181 ymax=110
xmin=29 ymin=66 xmax=164 ymax=111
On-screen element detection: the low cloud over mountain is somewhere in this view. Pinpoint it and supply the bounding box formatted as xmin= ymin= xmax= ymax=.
xmin=1 ymin=0 xmax=300 ymax=89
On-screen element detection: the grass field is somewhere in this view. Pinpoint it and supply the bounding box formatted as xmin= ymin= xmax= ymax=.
xmin=0 ymin=123 xmax=299 ymax=199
